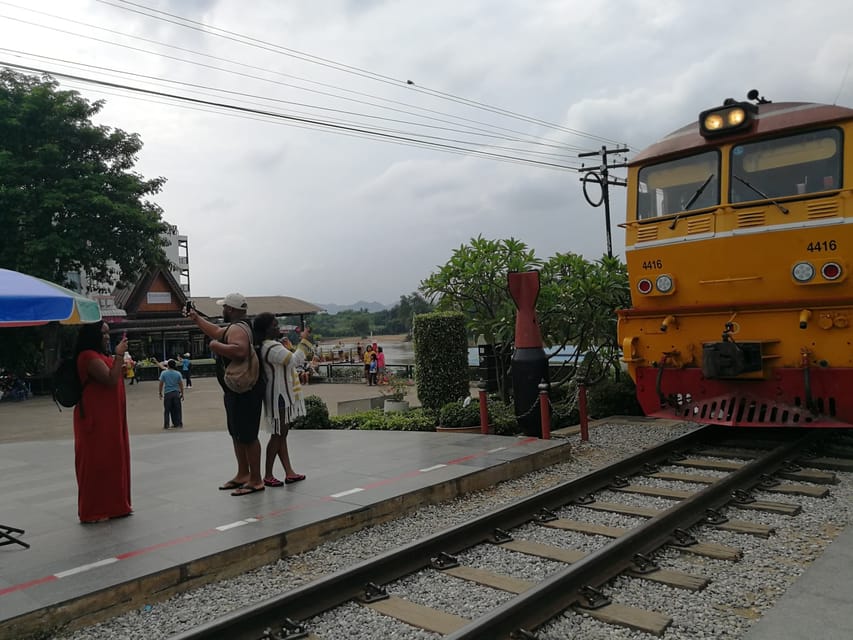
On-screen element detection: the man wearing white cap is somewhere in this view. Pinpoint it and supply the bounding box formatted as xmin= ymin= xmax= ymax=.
xmin=186 ymin=293 xmax=265 ymax=496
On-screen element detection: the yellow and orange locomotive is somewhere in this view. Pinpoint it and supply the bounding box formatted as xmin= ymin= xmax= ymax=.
xmin=618 ymin=92 xmax=853 ymax=427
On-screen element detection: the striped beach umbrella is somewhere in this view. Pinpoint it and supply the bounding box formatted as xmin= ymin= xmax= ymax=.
xmin=0 ymin=268 xmax=102 ymax=327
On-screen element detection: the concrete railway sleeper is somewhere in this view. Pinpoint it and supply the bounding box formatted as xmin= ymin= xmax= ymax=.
xmin=168 ymin=427 xmax=844 ymax=640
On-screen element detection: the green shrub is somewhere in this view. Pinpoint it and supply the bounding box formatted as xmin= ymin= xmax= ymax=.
xmin=587 ymin=375 xmax=643 ymax=418
xmin=413 ymin=312 xmax=469 ymax=412
xmin=487 ymin=398 xmax=519 ymax=435
xmin=291 ymin=395 xmax=331 ymax=429
xmin=439 ymin=399 xmax=480 ymax=428
xmin=330 ymin=408 xmax=435 ymax=432
xmin=438 ymin=397 xmax=520 ymax=435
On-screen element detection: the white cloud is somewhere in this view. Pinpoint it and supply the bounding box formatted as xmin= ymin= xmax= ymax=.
xmin=2 ymin=0 xmax=853 ymax=304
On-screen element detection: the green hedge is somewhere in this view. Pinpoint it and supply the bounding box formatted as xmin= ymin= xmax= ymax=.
xmin=330 ymin=407 xmax=436 ymax=431
xmin=587 ymin=375 xmax=644 ymax=418
xmin=438 ymin=400 xmax=480 ymax=428
xmin=413 ymin=311 xmax=469 ymax=412
xmin=438 ymin=397 xmax=520 ymax=436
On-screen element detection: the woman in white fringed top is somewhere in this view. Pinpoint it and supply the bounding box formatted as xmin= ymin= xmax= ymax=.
xmin=253 ymin=312 xmax=313 ymax=487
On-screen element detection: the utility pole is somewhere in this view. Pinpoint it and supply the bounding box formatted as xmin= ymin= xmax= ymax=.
xmin=578 ymin=146 xmax=629 ymax=258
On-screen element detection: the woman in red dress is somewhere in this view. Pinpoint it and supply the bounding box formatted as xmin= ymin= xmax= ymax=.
xmin=73 ymin=322 xmax=132 ymax=523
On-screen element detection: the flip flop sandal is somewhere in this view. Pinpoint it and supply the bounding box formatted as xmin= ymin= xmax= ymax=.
xmin=218 ymin=480 xmax=244 ymax=491
xmin=264 ymin=477 xmax=284 ymax=487
xmin=285 ymin=474 xmax=306 ymax=484
xmin=231 ymin=485 xmax=265 ymax=496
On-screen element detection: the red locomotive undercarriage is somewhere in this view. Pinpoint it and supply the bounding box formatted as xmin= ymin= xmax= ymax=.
xmin=634 ymin=366 xmax=853 ymax=427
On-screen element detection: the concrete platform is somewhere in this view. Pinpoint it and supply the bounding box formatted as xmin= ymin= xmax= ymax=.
xmin=744 ymin=523 xmax=853 ymax=640
xmin=0 ymin=426 xmax=569 ymax=639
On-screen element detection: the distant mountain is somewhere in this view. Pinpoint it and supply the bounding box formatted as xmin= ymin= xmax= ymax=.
xmin=314 ymin=301 xmax=389 ymax=314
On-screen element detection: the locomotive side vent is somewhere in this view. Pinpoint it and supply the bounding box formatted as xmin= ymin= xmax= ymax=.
xmin=737 ymin=211 xmax=765 ymax=227
xmin=807 ymin=201 xmax=839 ymax=219
xmin=637 ymin=226 xmax=659 ymax=242
xmin=687 ymin=216 xmax=712 ymax=234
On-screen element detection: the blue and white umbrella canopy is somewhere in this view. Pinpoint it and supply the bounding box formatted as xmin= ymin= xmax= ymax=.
xmin=0 ymin=268 xmax=102 ymax=327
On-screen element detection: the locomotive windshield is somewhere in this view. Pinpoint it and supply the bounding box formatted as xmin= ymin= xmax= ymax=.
xmin=730 ymin=128 xmax=842 ymax=203
xmin=637 ymin=151 xmax=719 ymax=219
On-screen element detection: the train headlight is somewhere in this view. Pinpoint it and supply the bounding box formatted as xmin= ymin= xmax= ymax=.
xmin=699 ymin=101 xmax=756 ymax=138
xmin=727 ymin=107 xmax=746 ymax=126
xmin=792 ymin=261 xmax=816 ymax=283
xmin=704 ymin=114 xmax=724 ymax=131
xmin=655 ymin=274 xmax=674 ymax=293
xmin=821 ymin=262 xmax=842 ymax=281
xmin=637 ymin=278 xmax=653 ymax=294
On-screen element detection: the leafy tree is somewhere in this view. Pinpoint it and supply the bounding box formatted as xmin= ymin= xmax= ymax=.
xmin=420 ymin=236 xmax=541 ymax=399
xmin=351 ymin=315 xmax=371 ymax=337
xmin=394 ymin=292 xmax=433 ymax=336
xmin=538 ymin=253 xmax=630 ymax=385
xmin=0 ymin=70 xmax=168 ymax=290
xmin=420 ymin=236 xmax=630 ymax=405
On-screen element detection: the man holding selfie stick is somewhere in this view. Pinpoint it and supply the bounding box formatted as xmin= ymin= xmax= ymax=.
xmin=185 ymin=294 xmax=265 ymax=496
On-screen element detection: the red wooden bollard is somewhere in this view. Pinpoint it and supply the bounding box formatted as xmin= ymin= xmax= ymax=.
xmin=578 ymin=383 xmax=589 ymax=442
xmin=478 ymin=385 xmax=489 ymax=434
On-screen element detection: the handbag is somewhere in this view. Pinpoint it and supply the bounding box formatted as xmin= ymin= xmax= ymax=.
xmin=223 ymin=323 xmax=259 ymax=393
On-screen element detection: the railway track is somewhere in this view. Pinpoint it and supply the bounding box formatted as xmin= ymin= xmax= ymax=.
xmin=169 ymin=425 xmax=853 ymax=640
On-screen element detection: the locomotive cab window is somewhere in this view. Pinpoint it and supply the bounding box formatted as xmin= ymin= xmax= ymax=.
xmin=637 ymin=151 xmax=720 ymax=220
xmin=730 ymin=128 xmax=842 ymax=203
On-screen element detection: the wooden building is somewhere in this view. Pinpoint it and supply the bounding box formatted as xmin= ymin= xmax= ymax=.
xmin=109 ymin=268 xmax=323 ymax=360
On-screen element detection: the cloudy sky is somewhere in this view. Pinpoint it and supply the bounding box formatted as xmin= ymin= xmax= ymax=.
xmin=2 ymin=0 xmax=852 ymax=305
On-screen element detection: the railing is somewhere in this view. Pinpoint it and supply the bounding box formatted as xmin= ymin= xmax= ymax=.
xmin=317 ymin=363 xmax=414 ymax=383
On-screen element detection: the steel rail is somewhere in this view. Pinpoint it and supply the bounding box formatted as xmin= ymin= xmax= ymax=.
xmin=167 ymin=424 xmax=721 ymax=640
xmin=444 ymin=431 xmax=818 ymax=639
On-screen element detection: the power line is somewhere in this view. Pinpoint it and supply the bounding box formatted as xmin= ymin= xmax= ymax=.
xmin=1 ymin=49 xmax=581 ymax=164
xmin=57 ymin=77 xmax=568 ymax=171
xmin=97 ymin=0 xmax=628 ymax=147
xmin=0 ymin=10 xmax=593 ymax=154
xmin=1 ymin=60 xmax=581 ymax=172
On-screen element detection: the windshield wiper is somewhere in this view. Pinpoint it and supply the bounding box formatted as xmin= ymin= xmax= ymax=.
xmin=669 ymin=173 xmax=714 ymax=229
xmin=733 ymin=174 xmax=789 ymax=214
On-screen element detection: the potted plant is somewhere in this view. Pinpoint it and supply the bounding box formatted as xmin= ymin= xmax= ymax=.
xmin=380 ymin=373 xmax=411 ymax=413
xmin=436 ymin=397 xmax=483 ymax=433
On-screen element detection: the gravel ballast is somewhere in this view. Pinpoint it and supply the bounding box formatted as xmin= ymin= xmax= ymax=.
xmin=53 ymin=421 xmax=853 ymax=640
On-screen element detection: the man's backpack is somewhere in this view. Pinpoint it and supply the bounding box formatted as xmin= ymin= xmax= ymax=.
xmin=53 ymin=357 xmax=86 ymax=414
xmin=222 ymin=322 xmax=261 ymax=393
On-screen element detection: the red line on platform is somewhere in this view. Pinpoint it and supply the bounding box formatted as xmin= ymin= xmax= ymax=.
xmin=0 ymin=575 xmax=57 ymax=596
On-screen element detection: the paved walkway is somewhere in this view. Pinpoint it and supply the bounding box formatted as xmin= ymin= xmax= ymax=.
xmin=0 ymin=377 xmax=420 ymax=443
xmin=0 ymin=379 xmax=566 ymax=640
